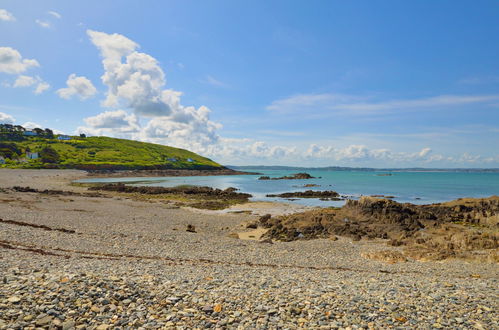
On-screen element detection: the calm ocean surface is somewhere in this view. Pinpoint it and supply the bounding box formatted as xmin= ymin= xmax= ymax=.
xmin=78 ymin=169 xmax=499 ymax=207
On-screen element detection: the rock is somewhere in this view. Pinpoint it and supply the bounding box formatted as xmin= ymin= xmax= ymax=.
xmin=96 ymin=325 xmax=109 ymax=330
xmin=36 ymin=316 xmax=53 ymax=327
xmin=214 ymin=304 xmax=222 ymax=313
xmin=62 ymin=320 xmax=76 ymax=330
xmin=186 ymin=224 xmax=196 ymax=233
xmin=202 ymin=305 xmax=214 ymax=313
xmin=7 ymin=296 xmax=21 ymax=303
xmin=259 ymin=173 xmax=316 ymax=180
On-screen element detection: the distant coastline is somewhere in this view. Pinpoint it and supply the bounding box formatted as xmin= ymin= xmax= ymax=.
xmin=228 ymin=165 xmax=499 ymax=173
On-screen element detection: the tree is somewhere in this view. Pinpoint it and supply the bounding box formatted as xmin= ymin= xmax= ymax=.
xmin=33 ymin=128 xmax=44 ymax=136
xmin=44 ymin=128 xmax=54 ymax=139
xmin=40 ymin=146 xmax=60 ymax=163
xmin=80 ymin=133 xmax=87 ymax=138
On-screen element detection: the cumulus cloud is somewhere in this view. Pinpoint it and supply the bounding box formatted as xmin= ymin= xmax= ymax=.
xmin=0 ymin=47 xmax=39 ymax=74
xmin=87 ymin=30 xmax=173 ymax=116
xmin=34 ymin=81 xmax=50 ymax=94
xmin=22 ymin=121 xmax=42 ymax=129
xmin=11 ymin=75 xmax=49 ymax=94
xmin=77 ymin=110 xmax=140 ymax=137
xmin=0 ymin=111 xmax=15 ymax=124
xmin=0 ymin=9 xmax=15 ymax=21
xmin=86 ymin=30 xmax=223 ymax=150
xmin=13 ymin=75 xmax=36 ymax=87
xmin=57 ymin=74 xmax=97 ymax=100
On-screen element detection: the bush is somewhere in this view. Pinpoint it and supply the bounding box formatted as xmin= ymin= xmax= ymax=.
xmin=40 ymin=146 xmax=60 ymax=164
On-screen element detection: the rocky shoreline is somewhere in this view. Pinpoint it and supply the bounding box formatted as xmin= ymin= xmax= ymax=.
xmin=86 ymin=168 xmax=260 ymax=178
xmin=258 ymin=196 xmax=499 ymax=262
xmin=0 ymin=169 xmax=498 ymax=329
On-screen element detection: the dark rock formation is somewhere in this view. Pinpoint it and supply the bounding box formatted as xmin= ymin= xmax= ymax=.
xmin=258 ymin=173 xmax=316 ymax=180
xmin=266 ymin=190 xmax=340 ymax=199
xmin=89 ymin=183 xmax=251 ymax=200
xmin=260 ymin=196 xmax=499 ymax=261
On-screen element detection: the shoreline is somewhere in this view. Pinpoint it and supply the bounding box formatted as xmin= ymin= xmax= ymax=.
xmin=85 ymin=168 xmax=261 ymax=178
xmin=1 ymin=168 xmax=498 ymax=328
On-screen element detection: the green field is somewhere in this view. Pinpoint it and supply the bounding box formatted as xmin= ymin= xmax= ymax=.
xmin=0 ymin=135 xmax=223 ymax=170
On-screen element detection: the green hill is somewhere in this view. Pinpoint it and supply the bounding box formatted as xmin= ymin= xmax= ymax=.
xmin=0 ymin=126 xmax=223 ymax=170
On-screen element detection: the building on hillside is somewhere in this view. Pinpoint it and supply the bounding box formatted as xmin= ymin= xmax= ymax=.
xmin=23 ymin=131 xmax=37 ymax=136
xmin=167 ymin=157 xmax=178 ymax=162
xmin=0 ymin=156 xmax=5 ymax=164
xmin=57 ymin=135 xmax=71 ymax=141
xmin=187 ymin=158 xmax=194 ymax=162
xmin=26 ymin=152 xmax=39 ymax=160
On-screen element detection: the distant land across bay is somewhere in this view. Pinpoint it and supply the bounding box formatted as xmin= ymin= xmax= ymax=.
xmin=228 ymin=165 xmax=499 ymax=173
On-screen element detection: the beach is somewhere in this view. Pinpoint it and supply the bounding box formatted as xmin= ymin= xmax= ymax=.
xmin=1 ymin=169 xmax=497 ymax=329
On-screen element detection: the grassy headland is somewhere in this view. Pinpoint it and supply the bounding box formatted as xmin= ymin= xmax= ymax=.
xmin=0 ymin=124 xmax=223 ymax=171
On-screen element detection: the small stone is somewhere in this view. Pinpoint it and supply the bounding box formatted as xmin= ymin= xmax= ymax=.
xmin=36 ymin=316 xmax=53 ymax=327
xmin=62 ymin=320 xmax=76 ymax=330
xmin=214 ymin=304 xmax=222 ymax=313
xmin=202 ymin=305 xmax=214 ymax=313
xmin=23 ymin=315 xmax=34 ymax=321
xmin=8 ymin=296 xmax=21 ymax=303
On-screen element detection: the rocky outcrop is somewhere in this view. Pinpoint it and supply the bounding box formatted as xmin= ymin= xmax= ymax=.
xmin=258 ymin=173 xmax=316 ymax=180
xmin=266 ymin=190 xmax=340 ymax=199
xmin=261 ymin=196 xmax=499 ymax=261
xmin=89 ymin=183 xmax=252 ymax=200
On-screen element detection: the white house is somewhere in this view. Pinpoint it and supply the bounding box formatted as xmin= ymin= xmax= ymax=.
xmin=0 ymin=156 xmax=5 ymax=164
xmin=187 ymin=158 xmax=194 ymax=162
xmin=26 ymin=152 xmax=39 ymax=160
xmin=57 ymin=135 xmax=71 ymax=141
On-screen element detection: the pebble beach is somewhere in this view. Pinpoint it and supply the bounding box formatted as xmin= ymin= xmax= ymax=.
xmin=0 ymin=169 xmax=497 ymax=329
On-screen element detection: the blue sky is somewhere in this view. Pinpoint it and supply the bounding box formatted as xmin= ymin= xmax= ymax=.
xmin=1 ymin=0 xmax=498 ymax=167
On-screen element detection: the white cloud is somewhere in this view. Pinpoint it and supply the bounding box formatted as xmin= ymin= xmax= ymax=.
xmin=0 ymin=47 xmax=39 ymax=74
xmin=48 ymin=11 xmax=61 ymax=19
xmin=77 ymin=110 xmax=140 ymax=137
xmin=34 ymin=81 xmax=50 ymax=94
xmin=87 ymin=30 xmax=224 ymax=150
xmin=35 ymin=19 xmax=50 ymax=28
xmin=0 ymin=111 xmax=15 ymax=124
xmin=22 ymin=121 xmax=42 ymax=129
xmin=87 ymin=30 xmax=138 ymax=61
xmin=13 ymin=75 xmax=36 ymax=87
xmin=0 ymin=9 xmax=15 ymax=21
xmin=11 ymin=75 xmax=50 ymax=94
xmin=57 ymin=74 xmax=97 ymax=100
xmin=418 ymin=147 xmax=432 ymax=158
xmin=267 ymin=93 xmax=499 ymax=115
xmin=88 ymin=30 xmax=172 ymax=116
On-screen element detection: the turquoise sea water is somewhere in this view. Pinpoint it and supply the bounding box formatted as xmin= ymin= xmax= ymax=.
xmin=77 ymin=169 xmax=499 ymax=207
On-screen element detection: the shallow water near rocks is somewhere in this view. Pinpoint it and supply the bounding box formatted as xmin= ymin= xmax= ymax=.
xmin=77 ymin=169 xmax=499 ymax=207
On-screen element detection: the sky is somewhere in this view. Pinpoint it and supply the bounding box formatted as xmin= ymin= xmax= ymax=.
xmin=1 ymin=0 xmax=498 ymax=167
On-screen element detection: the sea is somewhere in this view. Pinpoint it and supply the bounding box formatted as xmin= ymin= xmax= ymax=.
xmin=76 ymin=168 xmax=499 ymax=207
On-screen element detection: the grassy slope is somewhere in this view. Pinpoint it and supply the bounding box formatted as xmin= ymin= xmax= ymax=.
xmin=1 ymin=136 xmax=223 ymax=170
